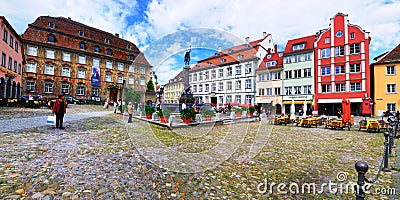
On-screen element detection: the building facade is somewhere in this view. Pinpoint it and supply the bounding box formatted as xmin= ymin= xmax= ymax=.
xmin=191 ymin=33 xmax=275 ymax=106
xmin=21 ymin=16 xmax=152 ymax=102
xmin=282 ymin=35 xmax=315 ymax=115
xmin=255 ymin=44 xmax=283 ymax=114
xmin=164 ymin=70 xmax=184 ymax=103
xmin=314 ymin=13 xmax=370 ymax=116
xmin=0 ymin=16 xmax=23 ymax=99
xmin=372 ymin=44 xmax=400 ymax=116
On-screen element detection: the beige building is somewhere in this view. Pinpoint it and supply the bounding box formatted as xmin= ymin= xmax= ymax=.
xmin=164 ymin=70 xmax=184 ymax=103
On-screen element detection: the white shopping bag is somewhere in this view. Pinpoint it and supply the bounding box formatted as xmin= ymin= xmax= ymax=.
xmin=46 ymin=116 xmax=56 ymax=126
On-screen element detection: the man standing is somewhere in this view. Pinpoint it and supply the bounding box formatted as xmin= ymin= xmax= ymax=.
xmin=127 ymin=102 xmax=133 ymax=123
xmin=52 ymin=95 xmax=67 ymax=129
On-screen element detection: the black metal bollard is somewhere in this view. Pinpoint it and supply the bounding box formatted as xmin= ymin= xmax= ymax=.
xmin=355 ymin=161 xmax=369 ymax=200
xmin=383 ymin=132 xmax=390 ymax=172
xmin=389 ymin=128 xmax=394 ymax=155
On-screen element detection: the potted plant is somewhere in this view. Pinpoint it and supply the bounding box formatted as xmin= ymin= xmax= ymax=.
xmin=144 ymin=105 xmax=156 ymax=119
xmin=157 ymin=109 xmax=172 ymax=123
xmin=248 ymin=106 xmax=256 ymax=117
xmin=180 ymin=108 xmax=196 ymax=124
xmin=202 ymin=109 xmax=216 ymax=121
xmin=234 ymin=108 xmax=242 ymax=118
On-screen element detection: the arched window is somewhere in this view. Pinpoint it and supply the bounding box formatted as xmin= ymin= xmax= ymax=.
xmin=47 ymin=34 xmax=55 ymax=43
xmin=106 ymin=48 xmax=112 ymax=56
xmin=79 ymin=42 xmax=86 ymax=50
xmin=94 ymin=46 xmax=100 ymax=53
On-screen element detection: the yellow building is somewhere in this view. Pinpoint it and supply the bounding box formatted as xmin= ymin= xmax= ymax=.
xmin=163 ymin=70 xmax=184 ymax=103
xmin=372 ymin=44 xmax=400 ymax=116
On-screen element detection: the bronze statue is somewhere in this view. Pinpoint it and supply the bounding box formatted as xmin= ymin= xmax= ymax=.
xmin=184 ymin=47 xmax=191 ymax=66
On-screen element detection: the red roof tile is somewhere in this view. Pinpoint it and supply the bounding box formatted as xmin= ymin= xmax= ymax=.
xmin=257 ymin=45 xmax=283 ymax=70
xmin=375 ymin=44 xmax=400 ymax=64
xmin=283 ymin=35 xmax=315 ymax=54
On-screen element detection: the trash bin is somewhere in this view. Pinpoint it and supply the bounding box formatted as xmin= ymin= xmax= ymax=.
xmin=350 ymin=115 xmax=354 ymax=125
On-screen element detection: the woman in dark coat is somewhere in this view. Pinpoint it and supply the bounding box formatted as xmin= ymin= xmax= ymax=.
xmin=52 ymin=95 xmax=67 ymax=129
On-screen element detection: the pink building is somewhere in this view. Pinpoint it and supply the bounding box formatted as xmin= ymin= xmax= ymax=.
xmin=0 ymin=16 xmax=23 ymax=98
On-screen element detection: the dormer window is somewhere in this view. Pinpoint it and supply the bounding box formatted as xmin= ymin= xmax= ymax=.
xmin=228 ymin=49 xmax=233 ymax=54
xmin=127 ymin=44 xmax=131 ymax=50
xmin=105 ymin=38 xmax=110 ymax=44
xmin=266 ymin=55 xmax=272 ymax=59
xmin=78 ymin=30 xmax=84 ymax=37
xmin=47 ymin=34 xmax=55 ymax=43
xmin=238 ymin=54 xmax=243 ymax=60
xmin=48 ymin=22 xmax=55 ymax=29
xmin=207 ymin=62 xmax=212 ymax=66
xmin=94 ymin=46 xmax=100 ymax=53
xmin=220 ymin=58 xmax=226 ymax=63
xmin=292 ymin=43 xmax=305 ymax=51
xmin=129 ymin=54 xmax=134 ymax=61
xmin=106 ymin=48 xmax=112 ymax=56
xmin=279 ymin=53 xmax=283 ymax=57
xmin=79 ymin=42 xmax=86 ymax=50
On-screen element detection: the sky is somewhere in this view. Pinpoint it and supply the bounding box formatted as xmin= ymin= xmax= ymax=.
xmin=2 ymin=0 xmax=400 ymax=84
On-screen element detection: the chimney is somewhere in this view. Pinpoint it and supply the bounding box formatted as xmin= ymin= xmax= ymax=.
xmin=68 ymin=17 xmax=71 ymax=20
xmin=218 ymin=46 xmax=222 ymax=52
xmin=263 ymin=32 xmax=267 ymax=38
xmin=115 ymin=33 xmax=119 ymax=37
xmin=245 ymin=37 xmax=250 ymax=43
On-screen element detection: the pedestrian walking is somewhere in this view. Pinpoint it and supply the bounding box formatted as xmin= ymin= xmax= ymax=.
xmin=128 ymin=102 xmax=133 ymax=123
xmin=52 ymin=94 xmax=67 ymax=129
xmin=114 ymin=100 xmax=118 ymax=113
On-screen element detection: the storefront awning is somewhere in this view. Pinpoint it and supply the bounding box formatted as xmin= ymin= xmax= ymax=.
xmin=318 ymin=98 xmax=363 ymax=103
xmin=283 ymin=100 xmax=312 ymax=105
xmin=256 ymin=99 xmax=272 ymax=104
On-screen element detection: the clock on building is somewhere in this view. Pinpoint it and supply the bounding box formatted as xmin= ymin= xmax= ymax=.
xmin=336 ymin=30 xmax=343 ymax=38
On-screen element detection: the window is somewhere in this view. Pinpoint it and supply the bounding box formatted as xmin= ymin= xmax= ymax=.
xmin=79 ymin=42 xmax=86 ymax=50
xmin=259 ymin=88 xmax=265 ymax=96
xmin=189 ymin=74 xmax=192 ymax=82
xmin=321 ymin=48 xmax=330 ymax=58
xmin=62 ymin=67 xmax=70 ymax=77
xmin=61 ymin=84 xmax=69 ymax=94
xmin=227 ymin=67 xmax=232 ymax=76
xmin=77 ymin=69 xmax=86 ymax=79
xmin=3 ymin=29 xmax=8 ymax=42
xmin=387 ymin=84 xmax=396 ymax=94
xmin=350 ymin=82 xmax=361 ymax=91
xmin=1 ymin=52 xmax=5 ymax=67
xmin=26 ymin=63 xmax=37 ymax=73
xmin=220 ymin=58 xmax=226 ymax=63
xmin=63 ymin=52 xmax=70 ymax=62
xmin=211 ymin=70 xmax=216 ymax=79
xmin=77 ymin=86 xmax=85 ymax=95
xmin=245 ymin=95 xmax=252 ymax=104
xmin=226 ymin=95 xmax=232 ymax=103
xmin=275 ymin=87 xmax=281 ymax=95
xmin=140 ymin=78 xmax=145 ymax=85
xmin=105 ymin=38 xmax=110 ymax=44
xmin=279 ymin=53 xmax=283 ymax=57
xmin=292 ymin=43 xmax=305 ymax=51
xmin=193 ymin=74 xmax=197 ymax=81
xmin=219 ymin=68 xmax=223 ymax=78
xmin=285 ymin=87 xmax=292 ymax=95
xmin=193 ymin=85 xmax=197 ymax=92
xmin=303 ymin=85 xmax=312 ymax=94
xmin=235 ymin=80 xmax=241 ymax=90
xmin=285 ymin=71 xmax=292 ymax=79
xmin=18 ymin=64 xmax=21 ymax=74
xmin=274 ymin=72 xmax=281 ymax=80
xmin=304 ymin=68 xmax=312 ymax=77
xmin=106 ymin=48 xmax=112 ymax=56
xmin=219 ymin=96 xmax=223 ymax=104
xmin=13 ymin=61 xmax=17 ymax=72
xmin=293 ymin=86 xmax=301 ymax=94
xmin=105 ymin=74 xmax=112 ymax=82
xmin=294 ymin=69 xmax=302 ymax=78
xmin=350 ymin=32 xmax=355 ymax=39
xmin=126 ymin=77 xmax=134 ymax=85
xmin=321 ymin=67 xmax=331 ymax=76
xmin=48 ymin=22 xmax=55 ymax=29
xmin=78 ymin=55 xmax=86 ymax=64
xmin=335 ymin=66 xmax=345 ymax=74
xmin=267 ymin=55 xmax=272 ymax=59
xmin=245 ymin=79 xmax=251 ymax=89
xmin=335 ymin=46 xmax=345 ymax=57
xmin=235 ymin=95 xmax=241 ymax=104
xmin=199 ymin=73 xmax=203 ymax=81
xmin=238 ymin=54 xmax=243 ymax=60
xmin=27 ymin=46 xmax=38 ymax=56
xmin=266 ymin=73 xmax=273 ymax=80
xmin=8 ymin=57 xmax=12 ymax=70
xmin=204 ymin=71 xmax=209 ymax=80
xmin=44 ymin=64 xmax=54 ymax=75
xmin=245 ymin=64 xmax=252 ymax=74
xmin=199 ymin=84 xmax=203 ymax=92
xmin=15 ymin=42 xmax=18 ymax=53
xmin=26 ymin=82 xmax=35 ymax=92
xmin=387 ymin=103 xmax=396 ymax=112
xmin=218 ymin=82 xmax=223 ymax=91
xmin=128 ymin=66 xmax=134 ymax=73
xmin=350 ymin=43 xmax=360 ymax=54
xmin=78 ymin=30 xmax=84 ymax=37
xmin=386 ymin=66 xmax=396 ymax=75
xmin=259 ymin=74 xmax=264 ymax=81
xmin=92 ymin=88 xmax=99 ymax=97
xmin=44 ymin=83 xmax=53 ymax=93
xmin=205 ymin=84 xmax=209 ymax=92
xmin=294 ymin=55 xmax=302 ymax=62
xmin=117 ymin=76 xmax=123 ymax=83
xmin=325 ymin=37 xmax=330 ymax=44
xmin=127 ymin=44 xmax=131 ymax=50
xmin=335 ymin=84 xmax=345 ymax=92
xmin=227 ymin=81 xmax=232 ymax=90
xmin=140 ymin=67 xmax=145 ymax=74
xmin=94 ymin=46 xmax=100 ymax=53
xmin=9 ymin=36 xmax=14 ymax=48
xmin=266 ymin=88 xmax=272 ymax=96
xmin=236 ymin=65 xmax=242 ymax=75
xmin=47 ymin=34 xmax=55 ymax=43
xmin=304 ymin=53 xmax=311 ymax=61
xmin=46 ymin=49 xmax=55 ymax=59
xmin=285 ymin=57 xmax=292 ymax=64
xmin=129 ymin=54 xmax=134 ymax=60
xmin=118 ymin=63 xmax=124 ymax=71
xmin=350 ymin=64 xmax=361 ymax=73
xmin=322 ymin=84 xmax=331 ymax=93
xmin=106 ymin=61 xmax=113 ymax=69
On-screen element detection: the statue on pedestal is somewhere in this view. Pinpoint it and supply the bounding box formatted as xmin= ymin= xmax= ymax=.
xmin=184 ymin=47 xmax=191 ymax=66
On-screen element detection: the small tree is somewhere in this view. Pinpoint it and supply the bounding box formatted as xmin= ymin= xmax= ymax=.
xmin=146 ymin=78 xmax=155 ymax=92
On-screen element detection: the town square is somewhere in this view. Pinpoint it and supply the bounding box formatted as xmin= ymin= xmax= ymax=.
xmin=1 ymin=0 xmax=400 ymax=199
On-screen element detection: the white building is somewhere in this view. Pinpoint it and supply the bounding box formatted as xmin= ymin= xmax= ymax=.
xmin=190 ymin=33 xmax=275 ymax=106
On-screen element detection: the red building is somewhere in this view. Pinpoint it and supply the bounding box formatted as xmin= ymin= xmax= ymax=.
xmin=314 ymin=13 xmax=371 ymax=116
xmin=0 ymin=16 xmax=23 ymax=99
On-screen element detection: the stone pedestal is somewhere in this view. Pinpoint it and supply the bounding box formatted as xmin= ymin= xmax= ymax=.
xmin=215 ymin=113 xmax=221 ymax=121
xmin=195 ymin=114 xmax=202 ymax=122
xmin=242 ymin=111 xmax=247 ymax=118
xmin=169 ymin=115 xmax=176 ymax=126
xmin=230 ymin=112 xmax=236 ymax=119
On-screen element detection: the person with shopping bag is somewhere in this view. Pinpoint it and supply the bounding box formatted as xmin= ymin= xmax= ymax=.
xmin=52 ymin=94 xmax=67 ymax=129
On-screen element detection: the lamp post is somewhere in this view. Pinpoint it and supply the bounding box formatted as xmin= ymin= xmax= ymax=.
xmin=369 ymin=98 xmax=374 ymax=118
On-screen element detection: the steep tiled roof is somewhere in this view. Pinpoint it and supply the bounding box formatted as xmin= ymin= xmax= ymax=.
xmin=167 ymin=70 xmax=185 ymax=84
xmin=375 ymin=44 xmax=400 ymax=64
xmin=22 ymin=16 xmax=140 ymax=61
xmin=257 ymin=45 xmax=283 ymax=71
xmin=283 ymin=35 xmax=315 ymax=54
xmin=133 ymin=52 xmax=151 ymax=66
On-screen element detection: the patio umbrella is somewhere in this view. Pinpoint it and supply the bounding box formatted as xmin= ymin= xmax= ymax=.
xmin=290 ymin=99 xmax=296 ymax=120
xmin=341 ymin=98 xmax=350 ymax=123
xmin=303 ymin=100 xmax=307 ymax=118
